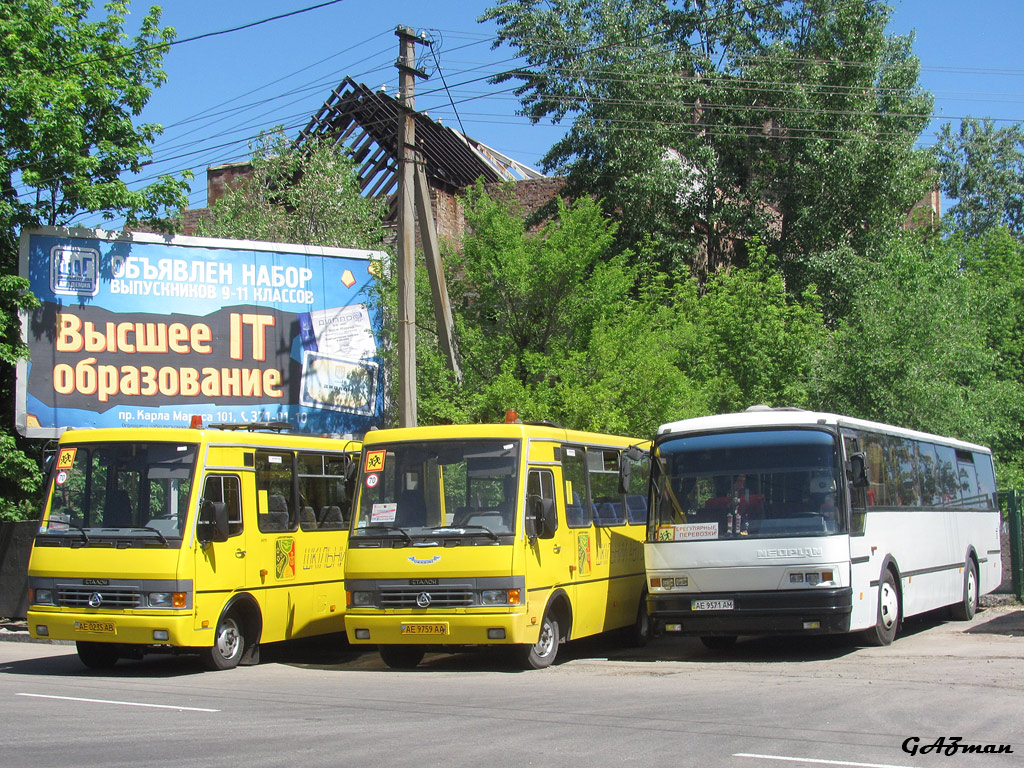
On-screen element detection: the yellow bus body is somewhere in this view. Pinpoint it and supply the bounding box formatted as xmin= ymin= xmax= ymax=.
xmin=344 ymin=422 xmax=650 ymax=668
xmin=27 ymin=425 xmax=359 ymax=669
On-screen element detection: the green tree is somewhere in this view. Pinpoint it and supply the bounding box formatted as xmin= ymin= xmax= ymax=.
xmin=0 ymin=0 xmax=191 ymax=518
xmin=810 ymin=233 xmax=1024 ymax=485
xmin=196 ymin=131 xmax=386 ymax=250
xmin=935 ymin=118 xmax=1024 ymax=239
xmin=483 ymin=0 xmax=933 ymax=280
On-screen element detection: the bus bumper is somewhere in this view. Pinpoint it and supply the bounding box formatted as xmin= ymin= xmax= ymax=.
xmin=27 ymin=608 xmax=198 ymax=647
xmin=648 ymin=587 xmax=853 ymax=635
xmin=344 ymin=610 xmax=536 ymax=646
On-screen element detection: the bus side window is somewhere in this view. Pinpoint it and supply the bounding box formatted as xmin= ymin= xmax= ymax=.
xmin=589 ymin=449 xmax=625 ymax=526
xmin=256 ymin=451 xmax=295 ymax=532
xmin=562 ymin=447 xmax=591 ymax=528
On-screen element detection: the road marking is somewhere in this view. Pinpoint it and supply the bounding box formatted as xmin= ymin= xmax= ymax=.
xmin=17 ymin=693 xmax=219 ymax=712
xmin=734 ymin=754 xmax=921 ymax=768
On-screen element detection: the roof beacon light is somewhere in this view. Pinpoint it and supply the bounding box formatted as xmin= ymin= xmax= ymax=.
xmin=190 ymin=415 xmax=204 ymax=429
xmin=504 ymin=410 xmax=518 ymax=424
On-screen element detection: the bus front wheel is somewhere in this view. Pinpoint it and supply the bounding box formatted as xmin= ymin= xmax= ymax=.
xmin=865 ymin=569 xmax=900 ymax=646
xmin=76 ymin=640 xmax=120 ymax=669
xmin=517 ymin=612 xmax=560 ymax=669
xmin=201 ymin=611 xmax=245 ymax=670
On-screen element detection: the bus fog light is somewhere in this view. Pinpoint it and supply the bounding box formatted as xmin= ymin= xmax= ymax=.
xmin=35 ymin=625 xmax=49 ymax=637
xmin=803 ymin=621 xmax=821 ymax=630
xmin=487 ymin=628 xmax=506 ymax=639
xmin=354 ymin=629 xmax=370 ymax=640
xmin=153 ymin=630 xmax=169 ymax=641
xmin=664 ymin=623 xmax=682 ymax=633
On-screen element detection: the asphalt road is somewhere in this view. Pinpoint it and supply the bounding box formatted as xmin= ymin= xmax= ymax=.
xmin=1 ymin=605 xmax=1021 ymax=768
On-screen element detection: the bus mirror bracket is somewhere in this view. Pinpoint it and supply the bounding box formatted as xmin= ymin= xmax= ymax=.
xmin=848 ymin=452 xmax=870 ymax=488
xmin=197 ymin=499 xmax=229 ymax=544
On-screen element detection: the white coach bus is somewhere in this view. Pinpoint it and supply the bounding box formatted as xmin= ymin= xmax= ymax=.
xmin=643 ymin=407 xmax=1002 ymax=647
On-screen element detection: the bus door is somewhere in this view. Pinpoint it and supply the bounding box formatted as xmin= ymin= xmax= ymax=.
xmin=843 ymin=430 xmax=878 ymax=629
xmin=193 ymin=473 xmax=249 ymax=624
xmin=526 ymin=465 xmax=576 ymax=621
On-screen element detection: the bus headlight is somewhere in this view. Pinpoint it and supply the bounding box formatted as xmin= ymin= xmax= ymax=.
xmin=350 ymin=591 xmax=375 ymax=607
xmin=149 ymin=592 xmax=172 ymax=607
xmin=481 ymin=589 xmax=521 ymax=606
xmin=32 ymin=588 xmax=53 ymax=605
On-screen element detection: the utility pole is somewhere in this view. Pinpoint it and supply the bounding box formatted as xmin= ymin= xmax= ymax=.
xmin=395 ymin=26 xmax=462 ymax=428
xmin=395 ymin=26 xmax=427 ymax=428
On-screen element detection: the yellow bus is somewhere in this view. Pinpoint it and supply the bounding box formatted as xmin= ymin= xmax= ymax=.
xmin=344 ymin=418 xmax=651 ymax=668
xmin=27 ymin=423 xmax=359 ymax=670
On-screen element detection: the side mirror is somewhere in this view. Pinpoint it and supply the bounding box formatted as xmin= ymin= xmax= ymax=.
xmin=618 ymin=454 xmax=633 ymax=495
xmin=196 ymin=499 xmax=229 ymax=544
xmin=526 ymin=496 xmax=557 ymax=540
xmin=847 ymin=452 xmax=870 ymax=488
xmin=344 ymin=456 xmax=359 ymax=483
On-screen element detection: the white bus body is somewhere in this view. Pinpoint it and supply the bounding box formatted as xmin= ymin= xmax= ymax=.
xmin=644 ymin=408 xmax=1002 ymax=646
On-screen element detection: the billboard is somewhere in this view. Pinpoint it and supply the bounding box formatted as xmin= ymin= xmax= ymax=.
xmin=17 ymin=227 xmax=387 ymax=439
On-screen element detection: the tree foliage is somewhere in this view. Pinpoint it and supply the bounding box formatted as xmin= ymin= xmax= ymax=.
xmin=196 ymin=131 xmax=385 ymax=250
xmin=482 ymin=0 xmax=933 ymax=279
xmin=0 ymin=0 xmax=190 ymax=519
xmin=935 ymin=118 xmax=1024 ymax=239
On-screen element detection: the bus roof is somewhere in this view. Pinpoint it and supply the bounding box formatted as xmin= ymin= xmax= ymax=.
xmin=657 ymin=407 xmax=991 ymax=454
xmin=57 ymin=426 xmax=361 ymax=452
xmin=362 ymin=422 xmax=648 ymax=450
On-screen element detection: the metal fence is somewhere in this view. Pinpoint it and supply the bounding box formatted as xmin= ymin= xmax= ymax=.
xmin=997 ymin=490 xmax=1023 ymax=600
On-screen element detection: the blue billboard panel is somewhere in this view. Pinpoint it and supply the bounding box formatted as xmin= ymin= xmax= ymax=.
xmin=17 ymin=228 xmax=387 ymax=438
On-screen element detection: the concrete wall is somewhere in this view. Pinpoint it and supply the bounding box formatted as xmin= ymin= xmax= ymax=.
xmin=0 ymin=521 xmax=35 ymax=619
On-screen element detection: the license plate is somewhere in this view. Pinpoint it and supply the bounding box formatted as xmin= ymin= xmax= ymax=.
xmin=691 ymin=599 xmax=734 ymax=611
xmin=400 ymin=622 xmax=448 ymax=635
xmin=75 ymin=620 xmax=116 ymax=634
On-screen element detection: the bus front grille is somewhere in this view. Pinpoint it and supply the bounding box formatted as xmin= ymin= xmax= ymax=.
xmin=379 ymin=586 xmax=474 ymax=608
xmin=58 ymin=587 xmax=142 ymax=609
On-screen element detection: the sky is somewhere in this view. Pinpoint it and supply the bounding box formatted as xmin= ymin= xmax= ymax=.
xmin=73 ymin=0 xmax=1024 ymax=229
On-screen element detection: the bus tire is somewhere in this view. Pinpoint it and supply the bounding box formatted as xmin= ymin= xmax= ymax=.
xmin=864 ymin=568 xmax=900 ymax=646
xmin=949 ymin=559 xmax=978 ymax=621
xmin=700 ymin=635 xmax=737 ymax=651
xmin=76 ymin=641 xmax=119 ymax=670
xmin=379 ymin=645 xmax=425 ymax=669
xmin=201 ymin=611 xmax=245 ymax=670
xmin=517 ymin=612 xmax=559 ymax=669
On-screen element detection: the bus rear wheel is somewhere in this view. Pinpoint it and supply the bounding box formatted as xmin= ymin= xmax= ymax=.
xmin=76 ymin=641 xmax=120 ymax=669
xmin=201 ymin=612 xmax=245 ymax=670
xmin=950 ymin=559 xmax=978 ymax=621
xmin=379 ymin=645 xmax=425 ymax=669
xmin=864 ymin=569 xmax=900 ymax=646
xmin=517 ymin=612 xmax=559 ymax=669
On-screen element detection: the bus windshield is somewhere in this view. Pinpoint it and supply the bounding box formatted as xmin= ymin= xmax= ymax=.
xmin=652 ymin=429 xmax=844 ymax=539
xmin=42 ymin=442 xmax=198 ymax=547
xmin=353 ymin=439 xmax=520 ymax=540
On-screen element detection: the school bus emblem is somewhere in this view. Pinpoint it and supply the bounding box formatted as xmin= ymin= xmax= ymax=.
xmin=56 ymin=448 xmax=77 ymax=470
xmin=364 ymin=449 xmax=386 ymax=473
xmin=276 ymin=538 xmax=296 ymax=581
xmin=577 ymin=532 xmax=592 ymax=576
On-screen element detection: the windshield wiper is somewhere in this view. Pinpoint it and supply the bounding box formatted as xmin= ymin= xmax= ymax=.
xmin=65 ymin=523 xmax=90 ymax=545
xmin=360 ymin=524 xmax=414 ymax=544
xmin=136 ymin=526 xmax=169 ymax=546
xmin=432 ymin=525 xmax=499 ymax=542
